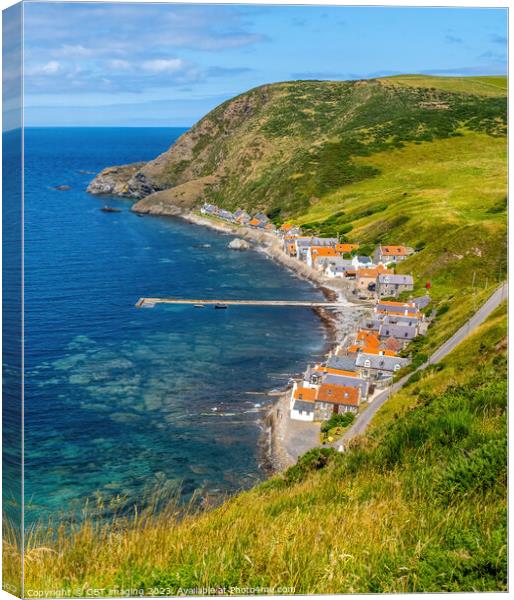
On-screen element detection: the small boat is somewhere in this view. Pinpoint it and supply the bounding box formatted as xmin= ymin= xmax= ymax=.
xmin=100 ymin=206 xmax=121 ymax=213
xmin=194 ymin=304 xmax=205 ymax=308
xmin=214 ymin=303 xmax=228 ymax=309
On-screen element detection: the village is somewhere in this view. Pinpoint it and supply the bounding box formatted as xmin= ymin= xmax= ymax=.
xmin=199 ymin=203 xmax=431 ymax=442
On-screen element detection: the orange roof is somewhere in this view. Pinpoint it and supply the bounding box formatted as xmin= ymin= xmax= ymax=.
xmin=249 ymin=218 xmax=261 ymax=226
xmin=280 ymin=223 xmax=293 ymax=231
xmin=378 ymin=300 xmax=416 ymax=308
xmin=348 ymin=345 xmax=397 ymax=357
xmin=314 ymin=365 xmax=358 ymax=377
xmin=381 ymin=245 xmax=409 ymax=256
xmin=377 ymin=264 xmax=393 ymax=274
xmin=357 ymin=268 xmax=379 ymax=279
xmin=311 ymin=246 xmax=338 ymax=257
xmin=356 ymin=331 xmax=380 ymax=346
xmin=293 ymin=386 xmax=316 ymax=402
xmin=317 ymin=384 xmax=360 ymax=406
xmin=336 ymin=243 xmax=359 ymax=254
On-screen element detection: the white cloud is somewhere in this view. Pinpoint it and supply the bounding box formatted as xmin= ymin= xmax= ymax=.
xmin=26 ymin=60 xmax=61 ymax=76
xmin=53 ymin=44 xmax=93 ymax=57
xmin=141 ymin=58 xmax=186 ymax=73
xmin=108 ymin=59 xmax=131 ymax=71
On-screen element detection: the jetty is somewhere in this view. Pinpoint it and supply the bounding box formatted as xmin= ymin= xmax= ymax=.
xmin=135 ymin=297 xmax=347 ymax=309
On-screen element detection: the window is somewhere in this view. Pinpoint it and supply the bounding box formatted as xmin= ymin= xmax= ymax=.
xmin=364 ymin=360 xmax=371 ymax=368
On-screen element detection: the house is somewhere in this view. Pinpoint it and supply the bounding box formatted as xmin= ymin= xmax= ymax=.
xmin=325 ymin=258 xmax=354 ymax=279
xmin=289 ymin=384 xmax=316 ymax=421
xmin=382 ymin=314 xmax=420 ymax=328
xmin=360 ymin=317 xmax=383 ymax=332
xmin=379 ymin=323 xmax=418 ymax=341
xmin=355 ymin=353 xmax=409 ymax=385
xmin=347 ymin=331 xmax=398 ymax=357
xmin=413 ymin=295 xmax=431 ymax=310
xmin=283 ymin=235 xmax=302 ymax=256
xmin=254 ymin=213 xmax=270 ymax=225
xmin=248 ymin=217 xmax=262 ymax=227
xmin=289 ymin=378 xmax=363 ymax=421
xmin=383 ymin=336 xmax=403 ymax=353
xmin=377 ymin=273 xmax=414 ymax=298
xmin=294 ymin=237 xmax=338 ymax=261
xmin=336 ymin=243 xmax=359 ymax=255
xmin=234 ymin=209 xmax=251 ymax=225
xmin=322 ymin=373 xmax=369 ymax=400
xmin=218 ymin=209 xmax=234 ymax=221
xmin=306 ymin=246 xmax=339 ymax=269
xmin=326 ymin=355 xmax=359 ymax=375
xmin=352 ymin=255 xmax=374 ymax=270
xmin=200 ymin=203 xmax=219 ymax=216
xmin=315 ymin=383 xmax=361 ymax=420
xmin=375 ymin=300 xmax=421 ymax=318
xmin=356 ymin=268 xmax=378 ymax=294
xmin=374 ymin=245 xmax=414 ymax=265
xmin=264 ymin=222 xmax=276 ymax=232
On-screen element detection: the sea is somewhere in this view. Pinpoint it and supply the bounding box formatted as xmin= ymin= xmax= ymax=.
xmin=11 ymin=127 xmax=327 ymax=523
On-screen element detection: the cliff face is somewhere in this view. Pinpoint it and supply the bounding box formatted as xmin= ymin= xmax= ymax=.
xmin=87 ymin=77 xmax=506 ymax=217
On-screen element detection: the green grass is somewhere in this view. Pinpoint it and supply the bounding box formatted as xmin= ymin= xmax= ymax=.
xmin=4 ymin=306 xmax=506 ymax=594
xmin=381 ymin=74 xmax=507 ymax=96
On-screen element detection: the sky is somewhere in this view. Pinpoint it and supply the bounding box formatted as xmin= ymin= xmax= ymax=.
xmin=12 ymin=2 xmax=509 ymax=127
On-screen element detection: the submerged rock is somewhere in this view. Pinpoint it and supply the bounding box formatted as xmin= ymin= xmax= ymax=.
xmin=54 ymin=184 xmax=71 ymax=191
xmin=228 ymin=238 xmax=251 ymax=250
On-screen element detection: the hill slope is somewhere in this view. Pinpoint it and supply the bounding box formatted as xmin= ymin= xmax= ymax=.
xmin=12 ymin=304 xmax=507 ymax=593
xmin=88 ymin=76 xmax=506 ymax=219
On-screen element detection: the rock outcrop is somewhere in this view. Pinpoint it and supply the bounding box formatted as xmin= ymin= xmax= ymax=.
xmin=228 ymin=238 xmax=251 ymax=250
xmin=87 ymin=163 xmax=146 ymax=197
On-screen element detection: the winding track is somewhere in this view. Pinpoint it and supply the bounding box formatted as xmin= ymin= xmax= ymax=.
xmin=335 ymin=282 xmax=508 ymax=450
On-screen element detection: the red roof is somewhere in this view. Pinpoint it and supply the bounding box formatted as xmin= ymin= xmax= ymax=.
xmin=381 ymin=245 xmax=409 ymax=256
xmin=317 ymin=384 xmax=360 ymax=406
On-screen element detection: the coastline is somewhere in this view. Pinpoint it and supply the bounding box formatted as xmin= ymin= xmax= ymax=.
xmin=133 ymin=203 xmax=372 ymax=471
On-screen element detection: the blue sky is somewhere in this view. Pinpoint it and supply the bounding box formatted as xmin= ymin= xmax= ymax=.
xmin=20 ymin=2 xmax=507 ymax=127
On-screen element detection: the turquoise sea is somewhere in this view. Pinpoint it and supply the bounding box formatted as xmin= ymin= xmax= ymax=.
xmin=18 ymin=127 xmax=327 ymax=522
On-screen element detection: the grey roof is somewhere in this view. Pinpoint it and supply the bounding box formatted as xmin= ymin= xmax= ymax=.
xmin=413 ymin=295 xmax=431 ymax=309
xmin=355 ymin=353 xmax=409 ymax=371
xmin=378 ymin=274 xmax=414 ymax=285
xmin=376 ymin=302 xmax=418 ymax=316
xmin=360 ymin=318 xmax=382 ymax=331
xmin=379 ymin=324 xmax=418 ymax=340
xmin=382 ymin=314 xmax=420 ymax=327
xmin=254 ymin=213 xmax=269 ymax=222
xmin=322 ymin=373 xmax=369 ymax=398
xmin=293 ymin=400 xmax=315 ymax=413
xmin=326 ymin=355 xmax=358 ymax=372
xmin=357 ymin=256 xmax=373 ymax=264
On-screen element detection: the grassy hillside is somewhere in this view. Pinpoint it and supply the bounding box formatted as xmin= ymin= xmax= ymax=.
xmin=104 ymin=76 xmax=506 ymax=215
xmin=8 ymin=304 xmax=506 ymax=594
xmin=380 ymin=74 xmax=508 ymax=96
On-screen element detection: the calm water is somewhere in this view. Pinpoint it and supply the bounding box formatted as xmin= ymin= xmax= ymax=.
xmin=21 ymin=128 xmax=326 ymax=522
